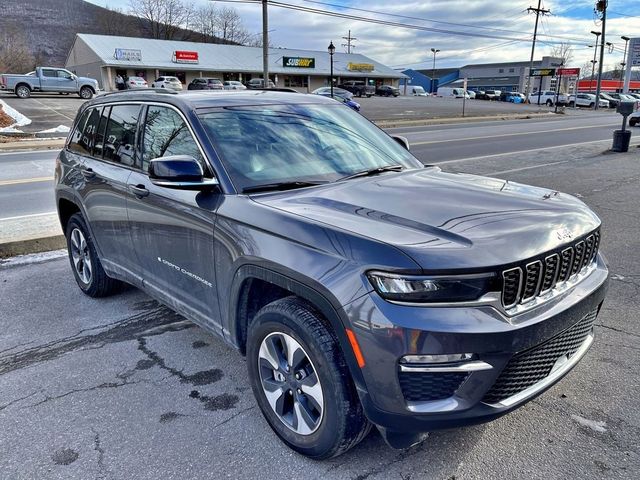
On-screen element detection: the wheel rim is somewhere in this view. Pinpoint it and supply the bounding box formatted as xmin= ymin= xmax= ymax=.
xmin=81 ymin=88 xmax=91 ymax=99
xmin=70 ymin=228 xmax=92 ymax=285
xmin=258 ymin=332 xmax=324 ymax=436
xmin=17 ymin=86 xmax=28 ymax=97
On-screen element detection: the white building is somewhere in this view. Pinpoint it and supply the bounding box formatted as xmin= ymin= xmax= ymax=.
xmin=65 ymin=34 xmax=405 ymax=92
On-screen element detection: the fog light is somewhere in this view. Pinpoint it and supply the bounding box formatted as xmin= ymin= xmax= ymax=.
xmin=400 ymin=353 xmax=475 ymax=364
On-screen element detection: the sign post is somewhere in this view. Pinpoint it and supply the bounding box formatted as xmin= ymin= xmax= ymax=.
xmin=556 ymin=67 xmax=580 ymax=109
xmin=462 ymin=77 xmax=468 ymax=117
xmin=623 ymin=37 xmax=640 ymax=93
xmin=530 ymin=68 xmax=555 ymax=105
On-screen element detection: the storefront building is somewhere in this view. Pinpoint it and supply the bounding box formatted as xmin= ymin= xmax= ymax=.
xmin=65 ymin=34 xmax=405 ymax=92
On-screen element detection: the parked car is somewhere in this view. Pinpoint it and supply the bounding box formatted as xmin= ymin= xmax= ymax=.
xmin=126 ymin=76 xmax=148 ymax=89
xmin=465 ymin=90 xmax=476 ymax=99
xmin=223 ymin=80 xmax=246 ymax=90
xmin=474 ymin=90 xmax=488 ymax=100
xmin=187 ymin=78 xmax=223 ymax=90
xmin=597 ymin=92 xmax=620 ymax=108
xmin=312 ymin=87 xmax=353 ymax=100
xmin=529 ymin=90 xmax=569 ymax=106
xmin=56 ymin=89 xmax=608 ymax=459
xmin=626 ymin=92 xmax=640 ymax=100
xmin=499 ymin=91 xmax=524 ymax=103
xmin=407 ymin=86 xmax=428 ymax=96
xmin=483 ymin=90 xmax=502 ymax=101
xmin=437 ymin=87 xmax=468 ymax=98
xmin=337 ymin=80 xmax=375 ymax=98
xmin=629 ymin=111 xmax=639 ymax=126
xmin=151 ymin=76 xmax=182 ymax=91
xmin=607 ymin=92 xmax=635 ymax=102
xmin=376 ymin=85 xmax=400 ymax=97
xmin=568 ymin=93 xmax=608 ymax=109
xmin=0 ymin=66 xmax=98 ymax=99
xmin=246 ymin=78 xmax=276 ymax=89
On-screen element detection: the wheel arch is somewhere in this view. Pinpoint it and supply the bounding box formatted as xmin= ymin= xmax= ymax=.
xmin=229 ymin=264 xmax=368 ymax=392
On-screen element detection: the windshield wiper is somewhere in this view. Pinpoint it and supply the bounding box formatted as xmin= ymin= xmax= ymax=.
xmin=242 ymin=181 xmax=327 ymax=193
xmin=338 ymin=164 xmax=404 ymax=181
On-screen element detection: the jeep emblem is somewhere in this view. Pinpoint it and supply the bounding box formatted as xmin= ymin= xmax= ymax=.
xmin=556 ymin=228 xmax=573 ymax=241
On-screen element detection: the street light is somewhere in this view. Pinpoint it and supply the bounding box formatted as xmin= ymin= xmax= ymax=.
xmin=590 ymin=31 xmax=601 ymax=92
xmin=430 ymin=48 xmax=440 ymax=94
xmin=328 ymin=41 xmax=335 ymax=97
xmin=621 ymin=35 xmax=630 ymax=92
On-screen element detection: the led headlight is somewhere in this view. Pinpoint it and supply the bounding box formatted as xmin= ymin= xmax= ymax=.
xmin=367 ymin=271 xmax=496 ymax=303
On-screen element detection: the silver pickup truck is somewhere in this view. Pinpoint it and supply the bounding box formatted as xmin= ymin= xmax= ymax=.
xmin=0 ymin=67 xmax=98 ymax=99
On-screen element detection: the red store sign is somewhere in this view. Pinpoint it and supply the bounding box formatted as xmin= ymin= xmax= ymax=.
xmin=173 ymin=51 xmax=199 ymax=64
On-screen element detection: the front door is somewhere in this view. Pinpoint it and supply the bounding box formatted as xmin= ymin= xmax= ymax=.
xmin=126 ymin=104 xmax=221 ymax=329
xmin=56 ymin=69 xmax=78 ymax=92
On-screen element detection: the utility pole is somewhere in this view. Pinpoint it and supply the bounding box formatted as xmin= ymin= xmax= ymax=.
xmin=594 ymin=0 xmax=607 ymax=110
xmin=525 ymin=1 xmax=550 ymax=101
xmin=262 ymin=0 xmax=269 ymax=87
xmin=590 ymin=31 xmax=601 ymax=90
xmin=620 ymin=35 xmax=630 ymax=93
xmin=430 ymin=48 xmax=440 ymax=94
xmin=341 ymin=30 xmax=357 ymax=54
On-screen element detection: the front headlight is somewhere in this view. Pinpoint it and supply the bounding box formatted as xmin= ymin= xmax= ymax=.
xmin=367 ymin=271 xmax=496 ymax=303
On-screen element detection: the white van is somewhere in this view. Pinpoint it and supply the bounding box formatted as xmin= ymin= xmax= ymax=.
xmin=437 ymin=87 xmax=469 ymax=98
xmin=408 ymin=86 xmax=428 ymax=96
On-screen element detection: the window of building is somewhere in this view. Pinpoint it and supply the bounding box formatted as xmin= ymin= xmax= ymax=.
xmin=509 ymin=68 xmax=515 ymax=73
xmin=284 ymin=75 xmax=309 ymax=88
xmin=498 ymin=68 xmax=504 ymax=73
xmin=103 ymin=105 xmax=140 ymax=166
xmin=141 ymin=106 xmax=204 ymax=172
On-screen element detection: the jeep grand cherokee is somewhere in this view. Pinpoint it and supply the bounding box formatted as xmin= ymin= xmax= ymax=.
xmin=55 ymin=90 xmax=608 ymax=459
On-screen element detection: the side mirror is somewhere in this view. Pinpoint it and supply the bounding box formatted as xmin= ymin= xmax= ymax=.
xmin=391 ymin=135 xmax=410 ymax=151
xmin=149 ymin=155 xmax=219 ymax=190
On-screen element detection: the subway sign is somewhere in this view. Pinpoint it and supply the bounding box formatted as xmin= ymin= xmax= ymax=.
xmin=530 ymin=68 xmax=556 ymax=77
xmin=283 ymin=57 xmax=315 ymax=68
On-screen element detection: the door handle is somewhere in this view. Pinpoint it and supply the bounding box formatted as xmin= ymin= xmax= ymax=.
xmin=129 ymin=184 xmax=150 ymax=198
xmin=81 ymin=167 xmax=96 ymax=180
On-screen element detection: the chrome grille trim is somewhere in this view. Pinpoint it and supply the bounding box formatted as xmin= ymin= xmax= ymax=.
xmin=500 ymin=231 xmax=600 ymax=311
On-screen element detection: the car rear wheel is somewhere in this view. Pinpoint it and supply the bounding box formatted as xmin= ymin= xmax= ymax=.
xmin=65 ymin=213 xmax=122 ymax=297
xmin=79 ymin=86 xmax=93 ymax=99
xmin=247 ymin=297 xmax=370 ymax=459
xmin=589 ymin=102 xmax=595 ymax=108
xmin=630 ymin=119 xmax=638 ymax=127
xmin=546 ymin=99 xmax=553 ymax=106
xmin=15 ymin=85 xmax=30 ymax=98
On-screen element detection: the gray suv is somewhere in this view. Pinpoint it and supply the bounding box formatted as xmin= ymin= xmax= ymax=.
xmin=55 ymin=90 xmax=609 ymax=459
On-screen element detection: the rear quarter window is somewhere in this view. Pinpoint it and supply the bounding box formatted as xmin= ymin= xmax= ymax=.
xmin=103 ymin=105 xmax=141 ymax=166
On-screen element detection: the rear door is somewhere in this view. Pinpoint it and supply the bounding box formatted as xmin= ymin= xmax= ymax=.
xmin=74 ymin=104 xmax=139 ymax=279
xmin=40 ymin=68 xmax=58 ymax=91
xmin=126 ymin=104 xmax=221 ymax=329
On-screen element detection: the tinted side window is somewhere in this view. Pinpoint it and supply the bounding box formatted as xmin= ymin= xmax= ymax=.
xmin=67 ymin=109 xmax=91 ymax=154
xmin=69 ymin=107 xmax=101 ymax=156
xmin=141 ymin=106 xmax=204 ymax=172
xmin=42 ymin=69 xmax=57 ymax=77
xmin=93 ymin=107 xmax=110 ymax=159
xmin=103 ymin=105 xmax=140 ymax=166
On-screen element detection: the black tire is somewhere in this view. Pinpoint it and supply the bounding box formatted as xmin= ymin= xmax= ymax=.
xmin=356 ymin=91 xmax=362 ymax=98
xmin=589 ymin=102 xmax=595 ymax=108
xmin=79 ymin=86 xmax=93 ymax=99
xmin=630 ymin=119 xmax=637 ymax=127
xmin=546 ymin=99 xmax=553 ymax=107
xmin=15 ymin=84 xmax=30 ymax=98
xmin=65 ymin=213 xmax=122 ymax=297
xmin=569 ymin=101 xmax=575 ymax=107
xmin=247 ymin=297 xmax=370 ymax=459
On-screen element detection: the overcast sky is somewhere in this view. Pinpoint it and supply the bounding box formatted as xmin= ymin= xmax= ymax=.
xmin=88 ymin=0 xmax=640 ymax=71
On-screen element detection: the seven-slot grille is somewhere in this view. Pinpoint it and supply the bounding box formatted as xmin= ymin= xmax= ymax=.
xmin=482 ymin=308 xmax=597 ymax=404
xmin=501 ymin=230 xmax=600 ymax=309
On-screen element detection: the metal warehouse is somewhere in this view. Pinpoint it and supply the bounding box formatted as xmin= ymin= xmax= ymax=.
xmin=65 ymin=34 xmax=405 ymax=92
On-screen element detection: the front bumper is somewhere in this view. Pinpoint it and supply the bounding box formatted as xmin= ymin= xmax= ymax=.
xmin=344 ymin=254 xmax=608 ymax=436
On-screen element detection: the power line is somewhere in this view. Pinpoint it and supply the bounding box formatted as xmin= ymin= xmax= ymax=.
xmin=341 ymin=30 xmax=356 ymax=53
xmin=525 ymin=1 xmax=551 ymax=99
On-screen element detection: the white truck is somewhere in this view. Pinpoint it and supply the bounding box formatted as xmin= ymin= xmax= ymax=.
xmin=0 ymin=67 xmax=98 ymax=99
xmin=528 ymin=90 xmax=569 ymax=107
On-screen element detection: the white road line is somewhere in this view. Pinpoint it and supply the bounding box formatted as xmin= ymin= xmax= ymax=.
xmin=31 ymin=98 xmax=75 ymax=121
xmin=431 ymin=138 xmax=614 ymax=165
xmin=0 ymin=211 xmax=57 ymax=221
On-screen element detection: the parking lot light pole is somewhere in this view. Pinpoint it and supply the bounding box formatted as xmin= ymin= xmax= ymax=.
xmin=328 ymin=41 xmax=335 ymax=97
xmin=590 ymin=31 xmax=601 ymax=93
xmin=621 ymin=36 xmax=630 ymax=93
xmin=430 ymin=48 xmax=440 ymax=93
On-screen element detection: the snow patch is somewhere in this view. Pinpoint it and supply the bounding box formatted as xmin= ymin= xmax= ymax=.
xmin=0 ymin=249 xmax=67 ymax=268
xmin=0 ymin=98 xmax=32 ymax=127
xmin=38 ymin=125 xmax=70 ymax=134
xmin=0 ymin=126 xmax=24 ymax=133
xmin=571 ymin=414 xmax=607 ymax=433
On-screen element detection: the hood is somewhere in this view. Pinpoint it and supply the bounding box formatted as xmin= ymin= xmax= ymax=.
xmin=252 ymin=168 xmax=601 ymax=270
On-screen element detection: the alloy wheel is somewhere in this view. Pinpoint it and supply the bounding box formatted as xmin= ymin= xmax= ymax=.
xmin=70 ymin=228 xmax=92 ymax=284
xmin=258 ymin=332 xmax=324 ymax=435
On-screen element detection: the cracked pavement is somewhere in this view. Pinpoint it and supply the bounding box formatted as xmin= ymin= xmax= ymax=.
xmin=0 ymin=141 xmax=639 ymax=479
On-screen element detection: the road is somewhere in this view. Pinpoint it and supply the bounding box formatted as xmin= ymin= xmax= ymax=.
xmin=1 ymin=138 xmax=638 ymax=479
xmin=1 ymin=111 xmax=636 ymax=220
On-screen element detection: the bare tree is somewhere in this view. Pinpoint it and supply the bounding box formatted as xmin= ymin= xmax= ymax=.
xmin=193 ymin=4 xmax=258 ymax=45
xmin=97 ymin=6 xmax=135 ymax=36
xmin=128 ymin=0 xmax=194 ymax=40
xmin=0 ymin=26 xmax=35 ymax=73
xmin=550 ymin=42 xmax=574 ymax=66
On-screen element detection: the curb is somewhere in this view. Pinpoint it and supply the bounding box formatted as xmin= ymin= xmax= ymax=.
xmin=374 ymin=112 xmax=555 ymax=129
xmin=0 ymin=138 xmax=66 ymax=152
xmin=0 ymin=235 xmax=66 ymax=259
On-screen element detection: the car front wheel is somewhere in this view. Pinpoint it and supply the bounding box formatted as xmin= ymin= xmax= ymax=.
xmin=247 ymin=297 xmax=370 ymax=459
xmin=65 ymin=213 xmax=122 ymax=297
xmin=79 ymin=86 xmax=93 ymax=99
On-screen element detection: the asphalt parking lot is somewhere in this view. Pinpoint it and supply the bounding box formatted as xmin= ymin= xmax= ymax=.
xmin=0 ymin=90 xmax=560 ymax=133
xmin=1 ymin=140 xmax=638 ymax=479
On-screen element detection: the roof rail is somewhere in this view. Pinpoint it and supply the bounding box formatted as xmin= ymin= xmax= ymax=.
xmin=249 ymin=87 xmax=300 ymax=93
xmin=97 ymin=88 xmax=179 ymax=98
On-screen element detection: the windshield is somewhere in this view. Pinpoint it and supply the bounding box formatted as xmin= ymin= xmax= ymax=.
xmin=198 ymin=103 xmax=422 ymax=192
